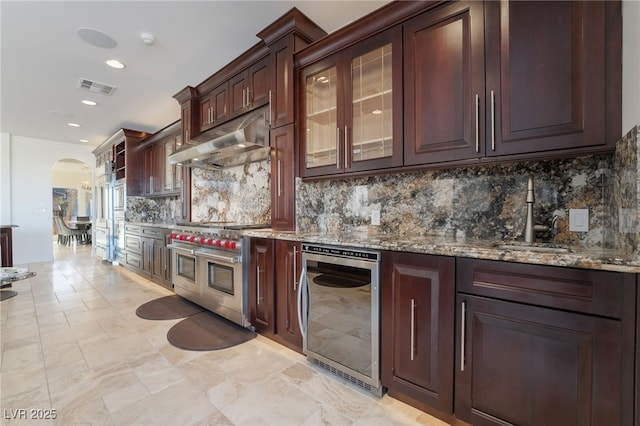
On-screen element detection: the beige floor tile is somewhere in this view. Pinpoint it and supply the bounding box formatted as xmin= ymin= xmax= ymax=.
xmin=0 ymin=243 xmax=450 ymax=426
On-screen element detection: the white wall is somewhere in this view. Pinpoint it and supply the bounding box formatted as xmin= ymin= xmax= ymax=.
xmin=1 ymin=133 xmax=94 ymax=264
xmin=623 ymin=0 xmax=640 ymax=133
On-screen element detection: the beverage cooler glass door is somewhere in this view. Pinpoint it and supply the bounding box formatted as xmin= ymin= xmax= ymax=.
xmin=298 ymin=245 xmax=381 ymax=395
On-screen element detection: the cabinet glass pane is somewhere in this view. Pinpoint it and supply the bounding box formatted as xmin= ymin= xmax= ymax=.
xmin=352 ymin=43 xmax=393 ymax=162
xmin=174 ymin=135 xmax=183 ymax=189
xmin=305 ymin=67 xmax=337 ymax=169
xmin=165 ymin=140 xmax=175 ymax=191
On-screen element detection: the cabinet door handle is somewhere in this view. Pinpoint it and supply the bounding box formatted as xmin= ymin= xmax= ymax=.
xmin=490 ymin=90 xmax=496 ymax=151
xmin=297 ymin=266 xmax=307 ymax=340
xmin=344 ymin=126 xmax=349 ymax=169
xmin=268 ymin=90 xmax=273 ymax=127
xmin=410 ymin=298 xmax=416 ymax=361
xmin=246 ymin=87 xmax=251 ymax=107
xmin=256 ymin=266 xmax=262 ymax=304
xmin=336 ymin=127 xmax=341 ymax=169
xmin=277 ymin=160 xmax=282 ymax=197
xmin=292 ymin=246 xmax=298 ymax=291
xmin=460 ymin=300 xmax=466 ymax=371
xmin=242 ymin=88 xmax=246 ymax=108
xmin=475 ymin=94 xmax=480 ymax=153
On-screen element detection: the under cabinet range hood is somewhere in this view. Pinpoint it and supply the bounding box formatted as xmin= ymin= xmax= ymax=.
xmin=168 ymin=106 xmax=269 ymax=169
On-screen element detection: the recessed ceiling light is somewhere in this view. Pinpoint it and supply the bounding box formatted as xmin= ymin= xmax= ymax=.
xmin=372 ymin=109 xmax=383 ymax=115
xmin=76 ymin=27 xmax=117 ymax=48
xmin=67 ymin=122 xmax=81 ymax=127
xmin=79 ymin=139 xmax=89 ymax=143
xmin=81 ymin=100 xmax=97 ymax=106
xmin=106 ymin=59 xmax=126 ymax=69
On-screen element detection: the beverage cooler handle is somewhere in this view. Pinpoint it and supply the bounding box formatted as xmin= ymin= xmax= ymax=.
xmin=297 ymin=266 xmax=308 ymax=340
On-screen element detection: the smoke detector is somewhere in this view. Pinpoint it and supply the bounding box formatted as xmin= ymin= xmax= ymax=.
xmin=76 ymin=78 xmax=116 ymax=96
xmin=140 ymin=33 xmax=155 ymax=46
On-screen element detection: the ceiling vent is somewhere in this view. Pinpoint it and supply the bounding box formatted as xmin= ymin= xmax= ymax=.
xmin=76 ymin=78 xmax=116 ymax=95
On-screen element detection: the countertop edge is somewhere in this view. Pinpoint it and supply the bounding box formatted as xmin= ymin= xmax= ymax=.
xmin=123 ymin=223 xmax=640 ymax=274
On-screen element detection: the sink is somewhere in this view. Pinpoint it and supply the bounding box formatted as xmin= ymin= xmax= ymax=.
xmin=493 ymin=242 xmax=571 ymax=254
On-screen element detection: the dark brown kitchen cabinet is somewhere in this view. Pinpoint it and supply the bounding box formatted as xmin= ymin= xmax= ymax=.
xmin=455 ymin=258 xmax=635 ymax=426
xmin=229 ymin=56 xmax=270 ymax=119
xmin=260 ymin=8 xmax=327 ymax=130
xmin=142 ymin=235 xmax=168 ymax=286
xmin=403 ymin=1 xmax=485 ymax=165
xmin=381 ymin=251 xmax=455 ymax=420
xmin=274 ymin=240 xmax=302 ymax=352
xmin=270 ymin=124 xmax=296 ymax=231
xmin=484 ymin=0 xmax=619 ymax=158
xmin=249 ymin=238 xmax=275 ymax=336
xmin=175 ymin=86 xmax=198 ymax=144
xmin=93 ymin=129 xmax=148 ymax=196
xmin=200 ymin=82 xmax=229 ymax=131
xmin=300 ymin=28 xmax=403 ymax=178
xmin=140 ymin=121 xmax=182 ymax=197
xmin=123 ymin=224 xmax=171 ymax=289
xmin=404 ymin=0 xmax=621 ymax=167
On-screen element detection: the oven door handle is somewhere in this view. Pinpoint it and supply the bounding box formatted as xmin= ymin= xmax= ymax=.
xmin=194 ymin=250 xmax=240 ymax=264
xmin=166 ymin=244 xmax=195 ymax=255
xmin=297 ymin=266 xmax=308 ymax=341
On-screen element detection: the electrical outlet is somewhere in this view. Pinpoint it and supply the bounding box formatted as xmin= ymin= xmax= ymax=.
xmin=371 ymin=210 xmax=381 ymax=226
xmin=569 ymin=208 xmax=589 ymax=232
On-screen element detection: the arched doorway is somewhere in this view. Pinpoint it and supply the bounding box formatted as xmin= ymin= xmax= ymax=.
xmin=51 ymin=158 xmax=92 ymax=244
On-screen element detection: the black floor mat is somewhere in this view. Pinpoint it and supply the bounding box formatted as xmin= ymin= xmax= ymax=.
xmin=136 ymin=295 xmax=204 ymax=320
xmin=167 ymin=311 xmax=255 ymax=351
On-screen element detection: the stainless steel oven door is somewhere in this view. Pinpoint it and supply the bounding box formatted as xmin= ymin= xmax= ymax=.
xmin=169 ymin=244 xmax=200 ymax=302
xmin=197 ymin=249 xmax=247 ymax=327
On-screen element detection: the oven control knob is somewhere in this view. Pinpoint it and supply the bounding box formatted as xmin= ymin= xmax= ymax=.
xmin=215 ymin=239 xmax=222 ymax=247
xmin=189 ymin=236 xmax=196 ymax=242
xmin=206 ymin=239 xmax=214 ymax=245
xmin=179 ymin=235 xmax=187 ymax=241
xmin=170 ymin=233 xmax=177 ymax=239
xmin=229 ymin=241 xmax=237 ymax=250
xmin=199 ymin=237 xmax=206 ymax=244
xmin=223 ymin=240 xmax=231 ymax=249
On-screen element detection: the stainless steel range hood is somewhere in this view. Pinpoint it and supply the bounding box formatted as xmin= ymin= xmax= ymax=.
xmin=168 ymin=106 xmax=269 ymax=169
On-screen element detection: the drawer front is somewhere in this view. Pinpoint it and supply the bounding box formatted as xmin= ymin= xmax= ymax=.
xmin=125 ymin=234 xmax=142 ymax=254
xmin=457 ymin=258 xmax=629 ymax=318
xmin=124 ymin=224 xmax=142 ymax=235
xmin=125 ymin=252 xmax=141 ymax=270
xmin=141 ymin=226 xmax=165 ymax=239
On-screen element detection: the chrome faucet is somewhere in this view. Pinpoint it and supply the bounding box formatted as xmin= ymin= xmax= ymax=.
xmin=524 ymin=175 xmax=535 ymax=243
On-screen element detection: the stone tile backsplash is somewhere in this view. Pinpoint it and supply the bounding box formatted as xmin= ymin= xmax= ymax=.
xmin=296 ymin=125 xmax=640 ymax=254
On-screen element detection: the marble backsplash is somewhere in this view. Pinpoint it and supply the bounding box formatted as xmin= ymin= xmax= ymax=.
xmin=609 ymin=125 xmax=640 ymax=256
xmin=126 ymin=196 xmax=183 ymax=223
xmin=297 ymin=126 xmax=640 ymax=253
xmin=190 ymin=160 xmax=271 ymax=224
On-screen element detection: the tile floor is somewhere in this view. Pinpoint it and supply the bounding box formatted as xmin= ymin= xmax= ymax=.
xmin=1 ymin=242 xmax=449 ymax=425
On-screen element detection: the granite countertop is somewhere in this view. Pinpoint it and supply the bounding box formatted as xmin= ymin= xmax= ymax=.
xmin=243 ymin=229 xmax=640 ymax=274
xmin=124 ymin=221 xmax=640 ymax=273
xmin=0 ymin=225 xmax=18 ymax=228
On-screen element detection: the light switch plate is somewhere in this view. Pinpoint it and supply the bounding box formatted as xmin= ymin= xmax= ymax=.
xmin=569 ymin=208 xmax=589 ymax=232
xmin=371 ymin=210 xmax=381 ymax=226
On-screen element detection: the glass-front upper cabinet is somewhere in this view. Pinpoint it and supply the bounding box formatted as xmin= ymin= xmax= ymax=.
xmin=301 ymin=28 xmax=402 ymax=177
xmin=305 ymin=65 xmax=338 ymax=170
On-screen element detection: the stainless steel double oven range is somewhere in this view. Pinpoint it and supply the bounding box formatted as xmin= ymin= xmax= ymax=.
xmin=167 ymin=222 xmax=267 ymax=328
